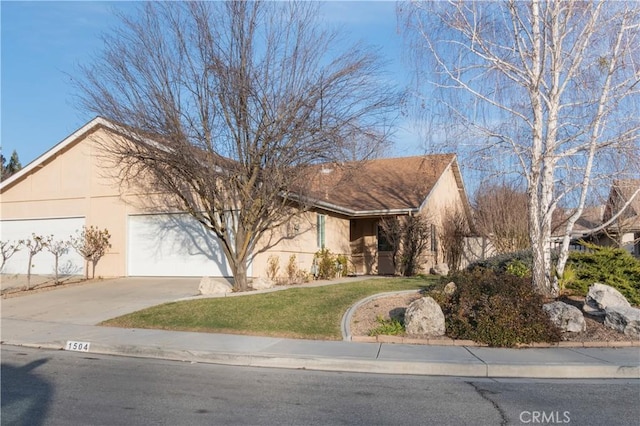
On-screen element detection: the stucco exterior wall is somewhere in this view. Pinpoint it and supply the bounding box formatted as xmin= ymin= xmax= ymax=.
xmin=251 ymin=209 xmax=351 ymax=281
xmin=419 ymin=163 xmax=468 ymax=271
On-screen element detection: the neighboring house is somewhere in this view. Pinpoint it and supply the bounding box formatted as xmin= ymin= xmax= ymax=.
xmin=549 ymin=180 xmax=640 ymax=256
xmin=601 ymin=179 xmax=640 ymax=256
xmin=0 ymin=117 xmax=473 ymax=279
xmin=551 ymin=205 xmax=607 ymax=251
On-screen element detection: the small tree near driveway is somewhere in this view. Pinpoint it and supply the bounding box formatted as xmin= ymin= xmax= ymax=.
xmin=46 ymin=238 xmax=70 ymax=284
xmin=24 ymin=234 xmax=50 ymax=290
xmin=71 ymin=226 xmax=112 ymax=280
xmin=1 ymin=240 xmax=23 ymax=272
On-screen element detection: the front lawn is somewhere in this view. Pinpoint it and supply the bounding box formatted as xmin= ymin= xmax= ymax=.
xmin=101 ymin=277 xmax=435 ymax=340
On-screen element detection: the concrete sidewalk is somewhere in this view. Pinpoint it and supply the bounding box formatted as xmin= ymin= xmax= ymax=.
xmin=1 ymin=277 xmax=639 ymax=379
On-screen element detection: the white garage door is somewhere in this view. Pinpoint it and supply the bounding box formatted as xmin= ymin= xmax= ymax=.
xmin=128 ymin=214 xmax=234 ymax=277
xmin=0 ymin=217 xmax=85 ymax=275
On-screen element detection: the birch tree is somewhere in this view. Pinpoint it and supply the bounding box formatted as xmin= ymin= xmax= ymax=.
xmin=401 ymin=0 xmax=640 ymax=296
xmin=76 ymin=1 xmax=398 ymax=291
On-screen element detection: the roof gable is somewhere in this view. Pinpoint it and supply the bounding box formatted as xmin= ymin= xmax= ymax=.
xmin=612 ymin=179 xmax=640 ymax=215
xmin=604 ymin=179 xmax=640 ymax=230
xmin=0 ymin=117 xmax=115 ymax=192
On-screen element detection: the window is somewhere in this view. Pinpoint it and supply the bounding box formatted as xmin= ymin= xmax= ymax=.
xmin=377 ymin=224 xmax=393 ymax=252
xmin=317 ymin=214 xmax=326 ymax=248
xmin=286 ymin=219 xmax=300 ymax=238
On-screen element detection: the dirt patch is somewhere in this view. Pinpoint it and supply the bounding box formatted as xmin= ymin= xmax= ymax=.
xmin=350 ymin=291 xmax=639 ymax=344
xmin=350 ymin=292 xmax=422 ymax=337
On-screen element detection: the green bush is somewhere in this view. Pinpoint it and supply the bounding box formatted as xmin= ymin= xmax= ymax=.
xmin=368 ymin=315 xmax=405 ymax=336
xmin=313 ymin=249 xmax=348 ymax=280
xmin=566 ymin=243 xmax=640 ymax=305
xmin=468 ymin=249 xmax=535 ymax=274
xmin=336 ymin=254 xmax=349 ymax=277
xmin=505 ymin=259 xmax=531 ymax=277
xmin=437 ymin=269 xmax=561 ymax=347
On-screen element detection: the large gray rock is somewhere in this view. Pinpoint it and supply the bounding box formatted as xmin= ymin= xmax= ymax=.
xmin=199 ymin=277 xmax=233 ymax=295
xmin=604 ymin=306 xmax=640 ymax=339
xmin=251 ymin=277 xmax=274 ymax=290
xmin=543 ymin=301 xmax=586 ymax=333
xmin=430 ymin=263 xmax=449 ymax=276
xmin=404 ymin=296 xmax=445 ymax=336
xmin=585 ymin=283 xmax=631 ymax=310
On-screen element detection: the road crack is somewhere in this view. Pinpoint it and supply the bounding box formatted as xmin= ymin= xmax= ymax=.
xmin=466 ymin=381 xmax=508 ymax=426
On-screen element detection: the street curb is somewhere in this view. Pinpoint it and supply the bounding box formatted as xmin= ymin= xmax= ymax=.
xmin=4 ymin=341 xmax=639 ymax=379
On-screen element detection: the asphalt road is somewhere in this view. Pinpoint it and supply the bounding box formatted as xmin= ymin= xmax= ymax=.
xmin=2 ymin=346 xmax=639 ymax=426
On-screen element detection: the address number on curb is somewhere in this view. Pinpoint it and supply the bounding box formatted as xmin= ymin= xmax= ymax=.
xmin=65 ymin=341 xmax=91 ymax=352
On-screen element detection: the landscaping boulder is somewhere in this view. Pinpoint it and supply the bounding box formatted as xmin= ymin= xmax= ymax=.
xmin=251 ymin=277 xmax=274 ymax=290
xmin=604 ymin=306 xmax=640 ymax=339
xmin=584 ymin=283 xmax=630 ymax=316
xmin=430 ymin=263 xmax=449 ymax=276
xmin=404 ymin=296 xmax=445 ymax=336
xmin=443 ymin=281 xmax=457 ymax=296
xmin=543 ymin=301 xmax=586 ymax=333
xmin=199 ymin=277 xmax=233 ymax=295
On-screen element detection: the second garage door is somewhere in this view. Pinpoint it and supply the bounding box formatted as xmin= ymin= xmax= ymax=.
xmin=127 ymin=213 xmax=233 ymax=277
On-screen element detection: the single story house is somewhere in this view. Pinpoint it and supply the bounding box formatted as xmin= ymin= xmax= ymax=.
xmin=0 ymin=117 xmax=473 ymax=280
xmin=601 ymin=179 xmax=640 ymax=256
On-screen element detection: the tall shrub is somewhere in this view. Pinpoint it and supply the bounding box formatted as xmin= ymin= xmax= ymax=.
xmin=438 ymin=269 xmax=561 ymax=347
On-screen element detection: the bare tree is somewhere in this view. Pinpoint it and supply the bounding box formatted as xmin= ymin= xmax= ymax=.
xmin=378 ymin=216 xmax=404 ymax=274
xmin=24 ymin=234 xmax=50 ymax=290
xmin=1 ymin=240 xmax=23 ymax=272
xmin=440 ymin=208 xmax=470 ymax=272
xmin=402 ymin=214 xmax=432 ymax=276
xmin=401 ymin=0 xmax=640 ymax=296
xmin=46 ymin=238 xmax=70 ymax=284
xmin=76 ymin=2 xmax=398 ymax=291
xmin=379 ymin=214 xmax=432 ymax=276
xmin=473 ymin=182 xmax=530 ymax=254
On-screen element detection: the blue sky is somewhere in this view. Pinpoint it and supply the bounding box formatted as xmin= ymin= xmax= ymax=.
xmin=1 ymin=1 xmax=423 ymax=167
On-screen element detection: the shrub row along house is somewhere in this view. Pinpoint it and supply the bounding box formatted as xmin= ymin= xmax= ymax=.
xmin=0 ymin=117 xmax=472 ymax=281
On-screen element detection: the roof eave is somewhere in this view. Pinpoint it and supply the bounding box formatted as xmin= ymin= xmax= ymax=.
xmin=287 ymin=193 xmax=417 ymax=218
xmin=0 ymin=116 xmax=117 ymax=191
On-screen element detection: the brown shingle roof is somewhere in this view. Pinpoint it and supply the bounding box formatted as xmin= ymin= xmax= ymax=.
xmin=304 ymin=154 xmax=456 ymax=214
xmin=552 ymin=206 xmax=604 ymax=236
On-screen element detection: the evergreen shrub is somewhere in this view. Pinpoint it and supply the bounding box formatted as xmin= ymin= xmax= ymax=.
xmin=436 ymin=269 xmax=561 ymax=347
xmin=566 ymin=243 xmax=640 ymax=305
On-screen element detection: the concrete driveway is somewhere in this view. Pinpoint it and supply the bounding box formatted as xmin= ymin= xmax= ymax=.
xmin=1 ymin=277 xmax=200 ymax=325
